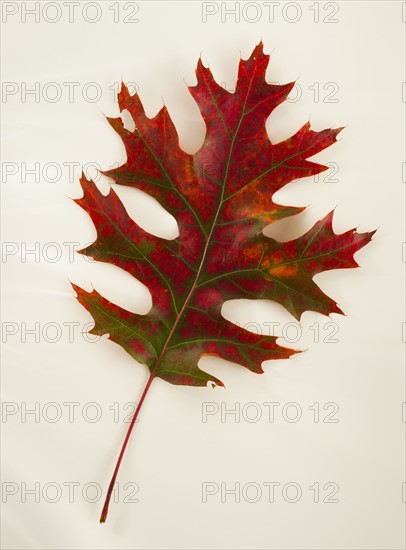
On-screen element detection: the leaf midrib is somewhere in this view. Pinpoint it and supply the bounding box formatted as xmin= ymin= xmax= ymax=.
xmin=146 ymin=57 xmax=258 ymax=379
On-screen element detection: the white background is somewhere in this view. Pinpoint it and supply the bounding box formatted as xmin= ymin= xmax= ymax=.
xmin=1 ymin=1 xmax=405 ymax=549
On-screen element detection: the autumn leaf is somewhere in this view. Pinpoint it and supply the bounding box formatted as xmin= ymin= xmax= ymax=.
xmin=71 ymin=42 xmax=375 ymax=522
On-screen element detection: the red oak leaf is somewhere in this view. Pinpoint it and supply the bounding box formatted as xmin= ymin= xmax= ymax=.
xmin=71 ymin=42 xmax=375 ymax=522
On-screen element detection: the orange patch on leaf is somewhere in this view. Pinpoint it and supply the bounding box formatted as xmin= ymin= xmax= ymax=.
xmin=269 ymin=264 xmax=299 ymax=278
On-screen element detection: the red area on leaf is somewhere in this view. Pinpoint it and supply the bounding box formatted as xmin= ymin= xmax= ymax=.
xmin=72 ymin=41 xmax=375 ymax=523
xmin=73 ymin=39 xmax=375 ymax=380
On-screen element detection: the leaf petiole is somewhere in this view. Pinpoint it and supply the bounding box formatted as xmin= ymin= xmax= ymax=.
xmin=99 ymin=371 xmax=155 ymax=523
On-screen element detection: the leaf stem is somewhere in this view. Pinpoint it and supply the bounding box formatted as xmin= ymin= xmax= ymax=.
xmin=99 ymin=370 xmax=155 ymax=523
